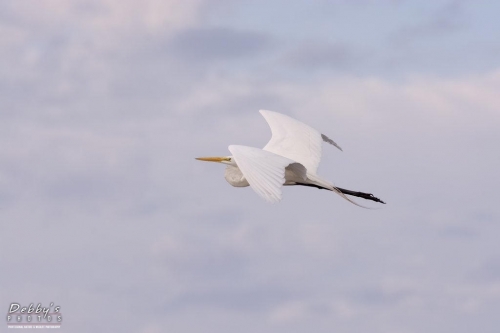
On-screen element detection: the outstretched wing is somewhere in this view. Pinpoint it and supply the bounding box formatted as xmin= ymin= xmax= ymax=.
xmin=260 ymin=110 xmax=341 ymax=175
xmin=228 ymin=145 xmax=306 ymax=203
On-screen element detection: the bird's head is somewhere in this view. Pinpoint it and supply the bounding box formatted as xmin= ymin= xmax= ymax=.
xmin=195 ymin=156 xmax=235 ymax=166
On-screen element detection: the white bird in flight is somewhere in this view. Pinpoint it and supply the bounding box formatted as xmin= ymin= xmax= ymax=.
xmin=196 ymin=110 xmax=385 ymax=206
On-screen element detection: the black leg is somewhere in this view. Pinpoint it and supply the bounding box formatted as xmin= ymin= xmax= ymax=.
xmin=335 ymin=187 xmax=386 ymax=204
xmin=293 ymin=183 xmax=386 ymax=204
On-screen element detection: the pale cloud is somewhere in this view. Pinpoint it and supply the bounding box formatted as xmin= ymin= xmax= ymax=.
xmin=391 ymin=0 xmax=464 ymax=45
xmin=283 ymin=42 xmax=361 ymax=70
xmin=168 ymin=27 xmax=272 ymax=62
xmin=1 ymin=1 xmax=500 ymax=332
xmin=2 ymin=0 xmax=203 ymax=33
xmin=269 ymin=300 xmax=309 ymax=323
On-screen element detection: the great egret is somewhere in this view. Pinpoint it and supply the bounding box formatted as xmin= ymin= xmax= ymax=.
xmin=196 ymin=110 xmax=385 ymax=206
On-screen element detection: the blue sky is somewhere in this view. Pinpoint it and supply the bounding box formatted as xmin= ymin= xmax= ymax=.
xmin=1 ymin=1 xmax=500 ymax=332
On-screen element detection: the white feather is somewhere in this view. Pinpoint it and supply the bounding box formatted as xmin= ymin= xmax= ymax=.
xmin=197 ymin=110 xmax=382 ymax=206
xmin=260 ymin=110 xmax=341 ymax=175
xmin=228 ymin=145 xmax=306 ymax=203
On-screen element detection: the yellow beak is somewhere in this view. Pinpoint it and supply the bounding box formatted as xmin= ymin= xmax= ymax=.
xmin=195 ymin=156 xmax=228 ymax=163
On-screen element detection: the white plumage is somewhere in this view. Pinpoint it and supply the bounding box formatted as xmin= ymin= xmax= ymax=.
xmin=260 ymin=110 xmax=342 ymax=174
xmin=196 ymin=110 xmax=380 ymax=207
xmin=228 ymin=145 xmax=307 ymax=203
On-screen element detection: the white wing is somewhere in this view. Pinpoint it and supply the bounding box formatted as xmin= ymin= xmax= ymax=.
xmin=260 ymin=110 xmax=341 ymax=175
xmin=228 ymin=145 xmax=306 ymax=203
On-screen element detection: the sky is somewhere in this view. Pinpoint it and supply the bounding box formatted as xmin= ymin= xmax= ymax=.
xmin=1 ymin=0 xmax=500 ymax=332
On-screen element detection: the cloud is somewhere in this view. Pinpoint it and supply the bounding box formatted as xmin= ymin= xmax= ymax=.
xmin=168 ymin=27 xmax=272 ymax=62
xmin=283 ymin=42 xmax=363 ymax=71
xmin=3 ymin=66 xmax=500 ymax=332
xmin=470 ymin=257 xmax=500 ymax=283
xmin=391 ymin=1 xmax=464 ymax=45
xmin=1 ymin=0 xmax=203 ymax=34
xmin=2 ymin=1 xmax=500 ymax=332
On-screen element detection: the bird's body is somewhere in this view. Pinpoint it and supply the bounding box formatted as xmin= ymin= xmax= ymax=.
xmin=224 ymin=163 xmax=306 ymax=187
xmin=223 ymin=166 xmax=248 ymax=187
xmin=196 ymin=110 xmax=384 ymax=206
